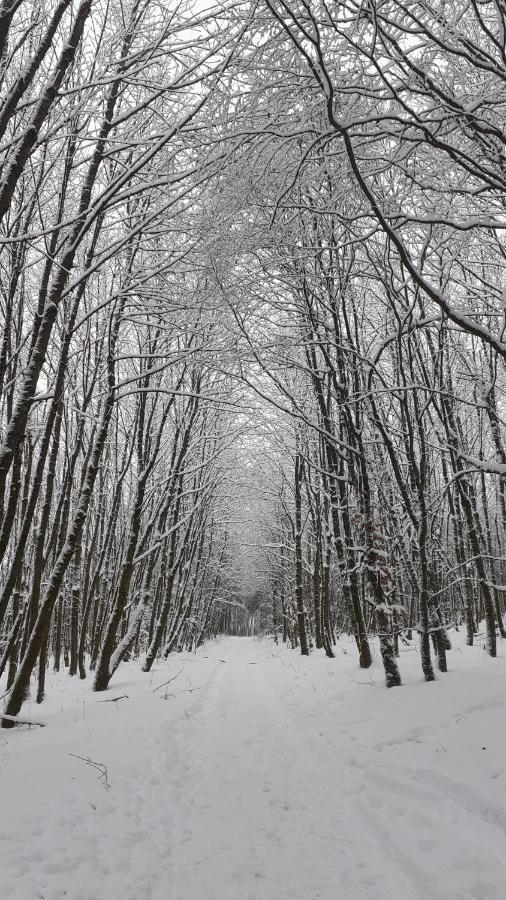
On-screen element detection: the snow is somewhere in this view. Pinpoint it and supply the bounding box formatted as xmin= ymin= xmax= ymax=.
xmin=2 ymin=632 xmax=506 ymax=899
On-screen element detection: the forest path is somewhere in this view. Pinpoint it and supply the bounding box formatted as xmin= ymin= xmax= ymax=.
xmin=168 ymin=636 xmax=420 ymax=900
xmin=167 ymin=637 xmax=505 ymax=900
xmin=2 ymin=635 xmax=506 ymax=900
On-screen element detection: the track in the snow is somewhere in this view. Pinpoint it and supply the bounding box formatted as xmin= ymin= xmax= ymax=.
xmin=1 ymin=636 xmax=506 ymax=900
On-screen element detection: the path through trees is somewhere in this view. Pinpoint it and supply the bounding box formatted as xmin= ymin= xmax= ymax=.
xmin=1 ymin=636 xmax=506 ymax=899
xmin=1 ymin=0 xmax=506 ymax=720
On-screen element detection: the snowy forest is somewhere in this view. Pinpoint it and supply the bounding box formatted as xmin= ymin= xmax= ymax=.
xmin=1 ymin=1 xmax=506 ymax=898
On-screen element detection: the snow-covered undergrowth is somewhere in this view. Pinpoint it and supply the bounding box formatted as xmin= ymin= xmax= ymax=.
xmin=1 ymin=631 xmax=506 ymax=900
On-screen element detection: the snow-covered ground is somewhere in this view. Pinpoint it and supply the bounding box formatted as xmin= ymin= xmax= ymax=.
xmin=1 ymin=631 xmax=506 ymax=900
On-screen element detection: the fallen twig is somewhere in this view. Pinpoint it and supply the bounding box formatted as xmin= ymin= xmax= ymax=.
xmin=70 ymin=754 xmax=111 ymax=789
xmin=153 ymin=668 xmax=184 ymax=693
xmin=98 ymin=694 xmax=129 ymax=703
